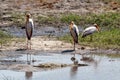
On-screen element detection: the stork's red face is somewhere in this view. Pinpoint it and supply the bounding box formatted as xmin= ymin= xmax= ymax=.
xmin=94 ymin=24 xmax=100 ymax=32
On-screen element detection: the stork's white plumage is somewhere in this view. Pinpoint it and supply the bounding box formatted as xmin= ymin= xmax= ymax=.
xmin=73 ymin=24 xmax=79 ymax=36
xmin=82 ymin=24 xmax=100 ymax=38
xmin=25 ymin=13 xmax=34 ymax=49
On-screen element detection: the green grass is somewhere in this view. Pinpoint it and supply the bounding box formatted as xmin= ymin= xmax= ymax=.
xmin=11 ymin=13 xmax=25 ymax=27
xmin=37 ymin=12 xmax=120 ymax=29
xmin=37 ymin=15 xmax=58 ymax=25
xmin=0 ymin=30 xmax=12 ymax=47
xmin=60 ymin=14 xmax=81 ymax=25
xmin=59 ymin=29 xmax=120 ymax=49
xmin=60 ymin=12 xmax=120 ymax=29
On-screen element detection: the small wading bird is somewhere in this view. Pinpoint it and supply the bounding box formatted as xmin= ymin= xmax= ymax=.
xmin=69 ymin=21 xmax=79 ymax=64
xmin=82 ymin=24 xmax=100 ymax=41
xmin=25 ymin=13 xmax=34 ymax=49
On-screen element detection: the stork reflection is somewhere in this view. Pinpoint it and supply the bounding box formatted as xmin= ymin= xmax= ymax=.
xmin=70 ymin=65 xmax=78 ymax=78
xmin=25 ymin=71 xmax=33 ymax=80
xmin=81 ymin=54 xmax=101 ymax=69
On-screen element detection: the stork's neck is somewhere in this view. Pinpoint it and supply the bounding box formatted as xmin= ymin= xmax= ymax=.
xmin=95 ymin=25 xmax=100 ymax=31
xmin=26 ymin=17 xmax=29 ymax=22
xmin=69 ymin=24 xmax=73 ymax=30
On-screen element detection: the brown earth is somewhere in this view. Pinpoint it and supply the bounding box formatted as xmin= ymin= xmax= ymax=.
xmin=0 ymin=0 xmax=119 ymax=14
xmin=0 ymin=0 xmax=119 ymax=27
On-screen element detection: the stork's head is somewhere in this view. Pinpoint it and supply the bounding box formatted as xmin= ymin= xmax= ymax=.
xmin=70 ymin=21 xmax=74 ymax=25
xmin=94 ymin=23 xmax=100 ymax=32
xmin=26 ymin=13 xmax=31 ymax=18
xmin=69 ymin=21 xmax=74 ymax=30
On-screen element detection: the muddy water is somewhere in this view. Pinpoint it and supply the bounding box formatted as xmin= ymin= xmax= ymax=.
xmin=0 ymin=52 xmax=120 ymax=80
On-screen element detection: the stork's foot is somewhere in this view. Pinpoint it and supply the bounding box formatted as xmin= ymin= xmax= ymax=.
xmin=71 ymin=57 xmax=76 ymax=61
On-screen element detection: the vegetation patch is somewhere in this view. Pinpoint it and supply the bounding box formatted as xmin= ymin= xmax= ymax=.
xmin=0 ymin=30 xmax=12 ymax=47
xmin=11 ymin=13 xmax=25 ymax=27
xmin=37 ymin=15 xmax=58 ymax=26
xmin=60 ymin=12 xmax=120 ymax=29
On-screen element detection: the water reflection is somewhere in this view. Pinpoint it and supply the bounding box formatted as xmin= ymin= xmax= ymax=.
xmin=70 ymin=66 xmax=78 ymax=79
xmin=81 ymin=54 xmax=101 ymax=69
xmin=25 ymin=71 xmax=33 ymax=80
xmin=27 ymin=52 xmax=32 ymax=65
xmin=0 ymin=53 xmax=120 ymax=80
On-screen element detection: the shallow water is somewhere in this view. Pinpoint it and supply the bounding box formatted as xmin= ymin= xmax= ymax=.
xmin=0 ymin=52 xmax=120 ymax=80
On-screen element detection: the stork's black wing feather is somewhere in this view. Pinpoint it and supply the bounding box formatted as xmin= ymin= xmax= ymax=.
xmin=70 ymin=27 xmax=78 ymax=43
xmin=26 ymin=22 xmax=33 ymax=40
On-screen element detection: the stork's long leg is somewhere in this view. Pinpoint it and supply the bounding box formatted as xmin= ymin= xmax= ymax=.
xmin=30 ymin=40 xmax=31 ymax=50
xmin=26 ymin=39 xmax=28 ymax=49
xmin=73 ymin=41 xmax=76 ymax=60
xmin=74 ymin=42 xmax=75 ymax=51
xmin=26 ymin=40 xmax=32 ymax=50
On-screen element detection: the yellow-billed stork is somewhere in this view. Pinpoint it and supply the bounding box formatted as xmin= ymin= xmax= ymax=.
xmin=69 ymin=21 xmax=79 ymax=50
xmin=69 ymin=21 xmax=79 ymax=64
xmin=82 ymin=23 xmax=100 ymax=41
xmin=25 ymin=13 xmax=34 ymax=49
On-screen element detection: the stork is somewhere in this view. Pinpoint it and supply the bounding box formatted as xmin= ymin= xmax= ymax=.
xmin=69 ymin=21 xmax=79 ymax=64
xmin=25 ymin=13 xmax=34 ymax=50
xmin=82 ymin=24 xmax=100 ymax=41
xmin=69 ymin=21 xmax=79 ymax=50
